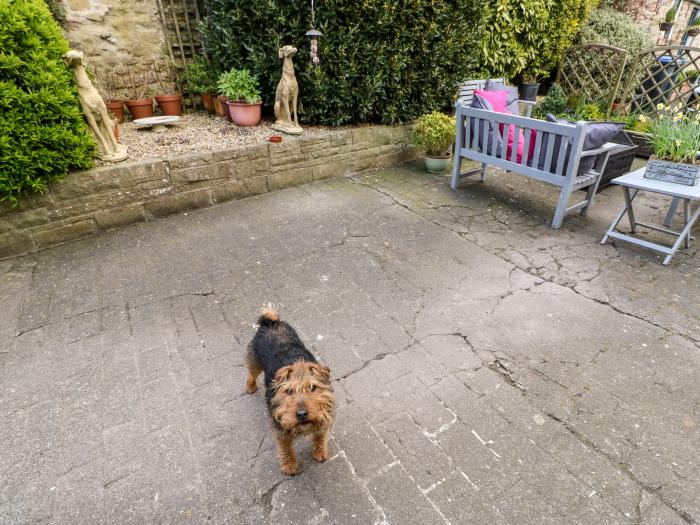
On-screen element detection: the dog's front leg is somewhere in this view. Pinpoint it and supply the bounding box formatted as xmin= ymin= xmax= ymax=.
xmin=292 ymin=92 xmax=299 ymax=126
xmin=311 ymin=428 xmax=329 ymax=462
xmin=276 ymin=431 xmax=299 ymax=475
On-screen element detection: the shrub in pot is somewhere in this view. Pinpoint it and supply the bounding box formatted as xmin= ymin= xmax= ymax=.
xmin=217 ymin=68 xmax=262 ymax=126
xmin=660 ymin=7 xmax=677 ymax=32
xmin=181 ymin=57 xmax=218 ymax=113
xmin=412 ymin=111 xmax=456 ymax=173
xmin=687 ymin=17 xmax=700 ymax=37
xmin=519 ymin=71 xmax=544 ymax=102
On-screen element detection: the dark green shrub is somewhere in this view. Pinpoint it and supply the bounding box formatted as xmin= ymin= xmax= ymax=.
xmin=533 ymin=83 xmax=568 ymax=118
xmin=0 ymin=0 xmax=94 ymax=205
xmin=200 ymin=0 xmax=482 ymax=125
xmin=181 ymin=57 xmax=218 ymax=94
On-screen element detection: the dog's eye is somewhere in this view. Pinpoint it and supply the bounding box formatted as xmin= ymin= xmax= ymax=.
xmin=286 ymin=388 xmax=293 ymax=395
xmin=308 ymin=384 xmax=315 ymax=392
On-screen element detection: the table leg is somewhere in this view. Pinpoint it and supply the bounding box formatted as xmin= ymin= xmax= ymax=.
xmin=663 ymin=196 xmax=680 ymax=227
xmin=623 ymin=187 xmax=637 ymax=233
xmin=663 ymin=201 xmax=700 ymax=265
xmin=684 ymin=199 xmax=690 ymax=249
xmin=602 ymin=188 xmax=639 ymax=245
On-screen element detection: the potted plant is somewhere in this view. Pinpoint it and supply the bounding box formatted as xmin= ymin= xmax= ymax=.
xmin=412 ymin=111 xmax=456 ymax=173
xmin=152 ymin=61 xmax=182 ymax=116
xmin=660 ymin=7 xmax=677 ymax=32
xmin=181 ymin=57 xmax=218 ymax=113
xmin=95 ymin=68 xmax=125 ymax=124
xmin=519 ymin=71 xmax=544 ymax=102
xmin=687 ymin=17 xmax=700 ymax=37
xmin=124 ymin=67 xmax=154 ymax=120
xmin=645 ymin=105 xmax=700 ymax=185
xmin=217 ymin=68 xmax=262 ymax=126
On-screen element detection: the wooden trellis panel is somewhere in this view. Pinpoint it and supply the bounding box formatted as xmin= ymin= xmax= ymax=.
xmin=155 ymin=0 xmax=206 ymax=108
xmin=556 ymin=44 xmax=628 ymax=114
xmin=620 ymin=46 xmax=700 ymax=117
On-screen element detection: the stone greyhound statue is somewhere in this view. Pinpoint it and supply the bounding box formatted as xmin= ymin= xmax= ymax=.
xmin=272 ymin=45 xmax=303 ymax=135
xmin=63 ymin=50 xmax=127 ymax=162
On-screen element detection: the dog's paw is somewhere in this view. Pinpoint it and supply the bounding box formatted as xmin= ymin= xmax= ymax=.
xmin=245 ymin=380 xmax=258 ymax=394
xmin=280 ymin=460 xmax=299 ymax=476
xmin=312 ymin=447 xmax=329 ymax=463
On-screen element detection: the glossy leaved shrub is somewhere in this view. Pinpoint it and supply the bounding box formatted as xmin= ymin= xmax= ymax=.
xmin=200 ymin=0 xmax=482 ymax=125
xmin=0 ymin=0 xmax=94 ymax=205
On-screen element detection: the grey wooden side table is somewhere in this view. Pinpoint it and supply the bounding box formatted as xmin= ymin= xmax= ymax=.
xmin=601 ymin=167 xmax=700 ymax=265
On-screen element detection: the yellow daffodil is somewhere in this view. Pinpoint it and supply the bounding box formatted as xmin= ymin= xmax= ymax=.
xmin=657 ymin=103 xmax=666 ymax=110
xmin=638 ymin=115 xmax=648 ymax=122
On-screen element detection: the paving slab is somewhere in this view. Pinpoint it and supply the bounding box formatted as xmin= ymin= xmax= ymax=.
xmin=1 ymin=161 xmax=698 ymax=524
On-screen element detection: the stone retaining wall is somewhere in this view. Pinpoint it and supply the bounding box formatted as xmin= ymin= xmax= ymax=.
xmin=0 ymin=124 xmax=415 ymax=259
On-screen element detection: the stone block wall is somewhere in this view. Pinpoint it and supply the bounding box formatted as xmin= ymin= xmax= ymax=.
xmin=0 ymin=125 xmax=415 ymax=260
xmin=60 ymin=0 xmax=174 ymax=97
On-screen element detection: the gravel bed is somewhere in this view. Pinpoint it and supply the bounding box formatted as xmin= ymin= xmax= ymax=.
xmin=111 ymin=112 xmax=339 ymax=164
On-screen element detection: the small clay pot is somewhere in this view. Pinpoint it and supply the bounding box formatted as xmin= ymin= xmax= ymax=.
xmin=201 ymin=93 xmax=215 ymax=113
xmin=216 ymin=96 xmax=231 ymax=120
xmin=155 ymin=94 xmax=182 ymax=116
xmin=269 ymin=135 xmax=283 ymax=143
xmin=105 ymin=99 xmax=125 ymax=123
xmin=226 ymin=101 xmax=262 ymax=126
xmin=125 ymin=98 xmax=154 ymax=120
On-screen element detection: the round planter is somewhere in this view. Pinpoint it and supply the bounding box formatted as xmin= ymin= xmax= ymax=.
xmin=201 ymin=93 xmax=215 ymax=113
xmin=424 ymin=154 xmax=451 ymax=173
xmin=217 ymin=96 xmax=231 ymax=121
xmin=155 ymin=94 xmax=182 ymax=116
xmin=519 ymin=82 xmax=540 ymax=102
xmin=226 ymin=101 xmax=262 ymax=126
xmin=125 ymin=98 xmax=154 ymax=120
xmin=105 ymin=100 xmax=125 ymax=123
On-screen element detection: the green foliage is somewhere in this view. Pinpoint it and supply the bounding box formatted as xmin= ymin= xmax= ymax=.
xmin=479 ymin=0 xmax=599 ymax=81
xmin=181 ymin=57 xmax=218 ymax=94
xmin=649 ymin=106 xmax=700 ymax=164
xmin=0 ymin=0 xmax=94 ymax=205
xmin=665 ymin=7 xmax=677 ymax=24
xmin=412 ymin=111 xmax=456 ymax=157
xmin=216 ymin=68 xmax=261 ymax=103
xmin=536 ymin=83 xmax=568 ymax=117
xmin=200 ymin=0 xmax=481 ymax=125
xmin=574 ymin=7 xmax=654 ymax=56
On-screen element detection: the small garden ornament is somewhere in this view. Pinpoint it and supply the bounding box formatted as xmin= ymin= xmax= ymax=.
xmin=272 ymin=45 xmax=303 ymax=135
xmin=63 ymin=50 xmax=127 ymax=162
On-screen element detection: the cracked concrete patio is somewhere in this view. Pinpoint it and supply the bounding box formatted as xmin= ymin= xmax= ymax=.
xmin=1 ymin=161 xmax=698 ymax=524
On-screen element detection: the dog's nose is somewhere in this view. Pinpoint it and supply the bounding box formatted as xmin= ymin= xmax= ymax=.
xmin=296 ymin=408 xmax=308 ymax=421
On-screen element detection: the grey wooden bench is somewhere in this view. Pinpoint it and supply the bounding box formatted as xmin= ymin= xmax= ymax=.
xmin=450 ymin=104 xmax=620 ymax=229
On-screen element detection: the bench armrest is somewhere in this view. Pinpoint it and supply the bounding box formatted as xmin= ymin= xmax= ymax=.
xmin=579 ymin=142 xmax=624 ymax=158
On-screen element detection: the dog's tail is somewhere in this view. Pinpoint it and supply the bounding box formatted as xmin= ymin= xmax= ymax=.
xmin=258 ymin=306 xmax=280 ymax=327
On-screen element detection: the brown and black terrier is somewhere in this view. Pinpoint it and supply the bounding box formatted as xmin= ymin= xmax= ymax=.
xmin=245 ymin=308 xmax=335 ymax=476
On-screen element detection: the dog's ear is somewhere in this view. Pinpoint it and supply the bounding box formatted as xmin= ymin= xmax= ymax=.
xmin=278 ymin=47 xmax=284 ymax=58
xmin=273 ymin=365 xmax=293 ymax=387
xmin=309 ymin=363 xmax=331 ymax=385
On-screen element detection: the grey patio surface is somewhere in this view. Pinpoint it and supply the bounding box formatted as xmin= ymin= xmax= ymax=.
xmin=1 ymin=161 xmax=698 ymax=524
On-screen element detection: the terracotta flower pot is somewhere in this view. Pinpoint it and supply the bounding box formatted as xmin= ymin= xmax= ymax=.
xmin=125 ymin=98 xmax=154 ymax=120
xmin=201 ymin=93 xmax=215 ymax=113
xmin=216 ymin=96 xmax=230 ymax=120
xmin=155 ymin=94 xmax=182 ymax=116
xmin=226 ymin=101 xmax=262 ymax=126
xmin=105 ymin=99 xmax=125 ymax=123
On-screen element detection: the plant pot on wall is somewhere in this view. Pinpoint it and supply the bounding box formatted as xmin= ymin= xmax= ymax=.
xmin=105 ymin=100 xmax=125 ymax=123
xmin=125 ymin=98 xmax=154 ymax=120
xmin=155 ymin=94 xmax=182 ymax=116
xmin=688 ymin=27 xmax=700 ymax=37
xmin=226 ymin=100 xmax=262 ymax=126
xmin=519 ymin=83 xmax=540 ymax=102
xmin=424 ymin=154 xmax=451 ymax=173
xmin=660 ymin=22 xmax=674 ymax=32
xmin=201 ymin=93 xmax=215 ymax=113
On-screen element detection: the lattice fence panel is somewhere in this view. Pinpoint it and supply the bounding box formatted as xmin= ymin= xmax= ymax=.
xmin=621 ymin=46 xmax=700 ymax=117
xmin=556 ymin=44 xmax=628 ymax=114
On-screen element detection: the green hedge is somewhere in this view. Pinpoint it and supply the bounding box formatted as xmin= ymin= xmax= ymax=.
xmin=0 ymin=0 xmax=94 ymax=205
xmin=200 ymin=0 xmax=482 ymax=125
xmin=478 ymin=0 xmax=600 ymax=80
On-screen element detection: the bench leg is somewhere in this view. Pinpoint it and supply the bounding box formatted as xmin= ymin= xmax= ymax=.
xmin=480 ymin=163 xmax=487 ymax=182
xmin=551 ymin=187 xmax=572 ymax=229
xmin=450 ymin=154 xmax=461 ymax=190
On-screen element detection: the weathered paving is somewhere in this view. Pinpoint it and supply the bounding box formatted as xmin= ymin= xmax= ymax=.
xmin=1 ymin=162 xmax=698 ymax=524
